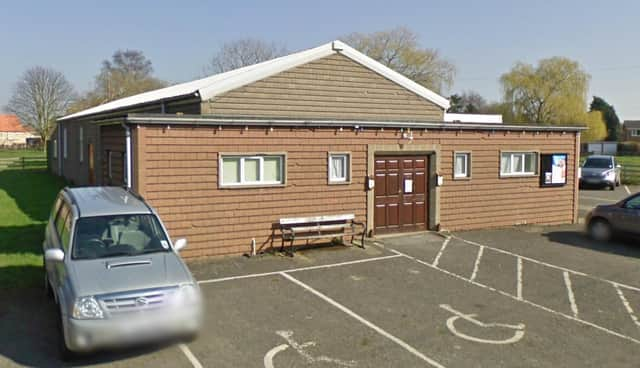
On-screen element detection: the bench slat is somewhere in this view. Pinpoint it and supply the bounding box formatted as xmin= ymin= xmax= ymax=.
xmin=280 ymin=213 xmax=355 ymax=225
xmin=286 ymin=224 xmax=351 ymax=233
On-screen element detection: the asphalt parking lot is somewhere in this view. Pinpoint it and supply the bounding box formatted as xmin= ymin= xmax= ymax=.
xmin=1 ymin=185 xmax=639 ymax=367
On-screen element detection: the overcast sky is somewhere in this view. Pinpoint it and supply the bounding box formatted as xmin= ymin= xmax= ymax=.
xmin=2 ymin=0 xmax=639 ymax=121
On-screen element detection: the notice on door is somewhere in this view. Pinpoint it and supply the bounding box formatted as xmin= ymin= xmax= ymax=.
xmin=404 ymin=179 xmax=413 ymax=193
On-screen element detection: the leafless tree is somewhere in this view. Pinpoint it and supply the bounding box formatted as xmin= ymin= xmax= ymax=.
xmin=343 ymin=27 xmax=456 ymax=93
xmin=203 ymin=38 xmax=288 ymax=75
xmin=5 ymin=66 xmax=76 ymax=145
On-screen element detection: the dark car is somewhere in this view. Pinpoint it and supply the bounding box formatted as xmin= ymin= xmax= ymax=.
xmin=579 ymin=155 xmax=622 ymax=190
xmin=586 ymin=192 xmax=640 ymax=241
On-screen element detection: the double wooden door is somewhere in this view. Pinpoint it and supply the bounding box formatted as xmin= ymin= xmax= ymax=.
xmin=374 ymin=155 xmax=429 ymax=234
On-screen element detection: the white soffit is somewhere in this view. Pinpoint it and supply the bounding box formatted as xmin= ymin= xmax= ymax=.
xmin=60 ymin=40 xmax=450 ymax=121
xmin=444 ymin=113 xmax=503 ymax=124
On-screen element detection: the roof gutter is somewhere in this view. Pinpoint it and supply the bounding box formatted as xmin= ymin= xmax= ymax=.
xmin=125 ymin=114 xmax=587 ymax=132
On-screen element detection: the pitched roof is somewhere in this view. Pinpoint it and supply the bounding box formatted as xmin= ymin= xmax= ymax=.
xmin=624 ymin=120 xmax=640 ymax=129
xmin=59 ymin=40 xmax=450 ymax=121
xmin=0 ymin=115 xmax=29 ymax=132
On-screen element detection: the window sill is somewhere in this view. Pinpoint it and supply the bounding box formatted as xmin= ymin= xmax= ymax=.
xmin=453 ymin=176 xmax=471 ymax=181
xmin=219 ymin=183 xmax=286 ymax=189
xmin=328 ymin=180 xmax=351 ymax=185
xmin=499 ymin=173 xmax=537 ymax=178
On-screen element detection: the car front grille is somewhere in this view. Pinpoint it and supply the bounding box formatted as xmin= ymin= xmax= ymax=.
xmin=98 ymin=286 xmax=178 ymax=314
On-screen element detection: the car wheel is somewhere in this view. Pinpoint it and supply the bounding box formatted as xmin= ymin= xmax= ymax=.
xmin=589 ymin=219 xmax=612 ymax=241
xmin=58 ymin=309 xmax=76 ymax=361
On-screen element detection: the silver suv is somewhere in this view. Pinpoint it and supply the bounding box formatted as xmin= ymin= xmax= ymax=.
xmin=43 ymin=187 xmax=202 ymax=359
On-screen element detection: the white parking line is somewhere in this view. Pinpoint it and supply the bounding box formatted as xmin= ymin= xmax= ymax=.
xmin=516 ymin=257 xmax=523 ymax=300
xmin=280 ymin=272 xmax=446 ymax=368
xmin=431 ymin=237 xmax=450 ymax=267
xmin=469 ymin=246 xmax=484 ymax=281
xmin=179 ymin=344 xmax=203 ymax=368
xmin=389 ymin=249 xmax=640 ymax=345
xmin=624 ymin=185 xmax=632 ymax=195
xmin=563 ymin=271 xmax=579 ymax=318
xmin=197 ymin=254 xmax=402 ymax=284
xmin=614 ymin=283 xmax=640 ymax=329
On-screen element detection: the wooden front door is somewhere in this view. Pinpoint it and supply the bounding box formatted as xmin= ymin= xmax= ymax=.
xmin=374 ymin=155 xmax=429 ymax=234
xmin=87 ymin=143 xmax=95 ymax=185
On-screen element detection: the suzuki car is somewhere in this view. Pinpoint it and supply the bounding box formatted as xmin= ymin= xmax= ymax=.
xmin=43 ymin=187 xmax=202 ymax=359
xmin=586 ymin=191 xmax=640 ymax=241
xmin=579 ymin=155 xmax=622 ymax=190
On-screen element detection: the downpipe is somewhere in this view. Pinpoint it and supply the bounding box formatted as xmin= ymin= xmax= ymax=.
xmin=122 ymin=123 xmax=132 ymax=189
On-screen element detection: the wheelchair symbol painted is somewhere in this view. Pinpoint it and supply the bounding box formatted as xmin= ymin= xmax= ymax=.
xmin=264 ymin=330 xmax=357 ymax=368
xmin=440 ymin=304 xmax=526 ymax=345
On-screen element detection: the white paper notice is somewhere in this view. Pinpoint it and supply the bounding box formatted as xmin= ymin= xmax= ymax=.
xmin=404 ymin=179 xmax=413 ymax=193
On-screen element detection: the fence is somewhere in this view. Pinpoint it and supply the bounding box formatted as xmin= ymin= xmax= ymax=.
xmin=622 ymin=164 xmax=640 ymax=185
xmin=0 ymin=156 xmax=47 ymax=170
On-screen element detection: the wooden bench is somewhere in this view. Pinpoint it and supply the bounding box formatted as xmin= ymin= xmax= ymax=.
xmin=279 ymin=214 xmax=365 ymax=254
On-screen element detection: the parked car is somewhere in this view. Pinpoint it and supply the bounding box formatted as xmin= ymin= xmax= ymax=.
xmin=43 ymin=187 xmax=202 ymax=359
xmin=579 ymin=155 xmax=622 ymax=190
xmin=586 ymin=191 xmax=640 ymax=241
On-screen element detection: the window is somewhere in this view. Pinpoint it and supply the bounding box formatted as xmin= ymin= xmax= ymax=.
xmin=52 ymin=139 xmax=57 ymax=158
xmin=631 ymin=129 xmax=640 ymax=137
xmin=454 ymin=152 xmax=471 ymax=179
xmin=54 ymin=203 xmax=72 ymax=251
xmin=329 ymin=153 xmax=350 ymax=183
xmin=107 ymin=150 xmax=113 ymax=179
xmin=220 ymin=155 xmax=284 ymax=186
xmin=624 ymin=195 xmax=640 ymax=210
xmin=63 ymin=128 xmax=68 ymax=159
xmin=500 ymin=152 xmax=538 ymax=176
xmin=79 ymin=126 xmax=84 ymax=163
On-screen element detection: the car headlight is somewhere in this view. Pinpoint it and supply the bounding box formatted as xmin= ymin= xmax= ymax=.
xmin=72 ymin=296 xmax=104 ymax=319
xmin=603 ymin=170 xmax=616 ymax=180
xmin=178 ymin=283 xmax=200 ymax=305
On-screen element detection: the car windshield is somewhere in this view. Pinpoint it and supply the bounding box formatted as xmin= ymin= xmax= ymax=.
xmin=583 ymin=158 xmax=612 ymax=169
xmin=72 ymin=214 xmax=170 ymax=260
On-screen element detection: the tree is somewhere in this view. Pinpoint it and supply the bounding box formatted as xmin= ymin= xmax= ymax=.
xmin=70 ymin=49 xmax=166 ymax=112
xmin=581 ymin=110 xmax=608 ymax=142
xmin=448 ymin=91 xmax=488 ymax=113
xmin=5 ymin=66 xmax=75 ymax=145
xmin=343 ymin=27 xmax=456 ymax=93
xmin=500 ymin=57 xmax=590 ymax=124
xmin=204 ymin=38 xmax=288 ymax=74
xmin=589 ymin=96 xmax=621 ymax=141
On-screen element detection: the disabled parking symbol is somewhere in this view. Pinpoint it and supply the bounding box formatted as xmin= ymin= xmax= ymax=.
xmin=440 ymin=304 xmax=526 ymax=345
xmin=264 ymin=330 xmax=357 ymax=368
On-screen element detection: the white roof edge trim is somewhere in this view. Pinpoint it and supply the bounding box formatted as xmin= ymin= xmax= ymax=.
xmin=333 ymin=40 xmax=450 ymax=109
xmin=60 ymin=39 xmax=450 ymax=121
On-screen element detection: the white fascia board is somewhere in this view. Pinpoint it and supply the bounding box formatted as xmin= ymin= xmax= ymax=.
xmin=197 ymin=42 xmax=335 ymax=101
xmin=333 ymin=40 xmax=450 ymax=109
xmin=444 ymin=113 xmax=503 ymax=123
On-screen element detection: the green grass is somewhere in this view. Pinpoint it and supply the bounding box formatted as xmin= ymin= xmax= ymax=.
xmin=0 ymin=149 xmax=46 ymax=158
xmin=617 ymin=155 xmax=640 ymax=185
xmin=0 ymin=151 xmax=65 ymax=289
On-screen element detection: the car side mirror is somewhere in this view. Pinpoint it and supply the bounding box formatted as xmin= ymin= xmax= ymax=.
xmin=616 ymin=164 xmax=622 ymax=169
xmin=174 ymin=238 xmax=188 ymax=252
xmin=45 ymin=248 xmax=65 ymax=263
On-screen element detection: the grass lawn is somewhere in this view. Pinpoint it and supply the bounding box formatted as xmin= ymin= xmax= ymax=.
xmin=0 ymin=151 xmax=65 ymax=289
xmin=0 ymin=149 xmax=46 ymax=158
xmin=617 ymin=155 xmax=640 ymax=185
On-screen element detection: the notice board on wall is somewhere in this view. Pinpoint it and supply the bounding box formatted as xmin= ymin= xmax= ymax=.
xmin=540 ymin=153 xmax=568 ymax=187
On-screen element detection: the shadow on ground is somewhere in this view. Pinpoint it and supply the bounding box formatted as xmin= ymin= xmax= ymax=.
xmin=0 ymin=289 xmax=175 ymax=367
xmin=543 ymin=230 xmax=640 ymax=259
xmin=0 ymin=168 xmax=64 ymax=223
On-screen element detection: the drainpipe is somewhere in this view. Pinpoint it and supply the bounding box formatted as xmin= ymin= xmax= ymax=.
xmin=122 ymin=123 xmax=132 ymax=189
xmin=57 ymin=124 xmax=63 ymax=175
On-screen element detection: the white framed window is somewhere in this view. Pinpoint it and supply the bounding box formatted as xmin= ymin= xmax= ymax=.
xmin=52 ymin=139 xmax=57 ymax=158
xmin=79 ymin=126 xmax=84 ymax=163
xmin=328 ymin=153 xmax=350 ymax=183
xmin=454 ymin=152 xmax=471 ymax=179
xmin=500 ymin=152 xmax=538 ymax=177
xmin=220 ymin=154 xmax=285 ymax=186
xmin=107 ymin=150 xmax=113 ymax=179
xmin=63 ymin=128 xmax=68 ymax=159
xmin=632 ymin=129 xmax=640 ymax=137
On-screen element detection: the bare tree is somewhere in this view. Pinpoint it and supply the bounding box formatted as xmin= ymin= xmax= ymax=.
xmin=343 ymin=27 xmax=456 ymax=93
xmin=5 ymin=66 xmax=75 ymax=146
xmin=204 ymin=38 xmax=288 ymax=74
xmin=70 ymin=49 xmax=166 ymax=112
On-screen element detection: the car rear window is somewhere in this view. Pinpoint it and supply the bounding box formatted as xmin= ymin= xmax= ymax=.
xmin=583 ymin=158 xmax=613 ymax=169
xmin=72 ymin=214 xmax=170 ymax=260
